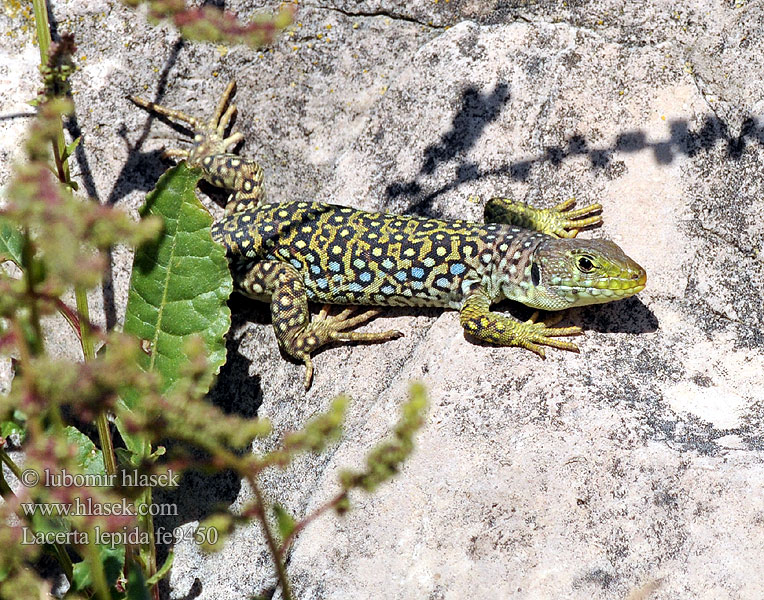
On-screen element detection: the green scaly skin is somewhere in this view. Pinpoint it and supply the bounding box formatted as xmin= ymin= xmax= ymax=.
xmin=132 ymin=82 xmax=647 ymax=389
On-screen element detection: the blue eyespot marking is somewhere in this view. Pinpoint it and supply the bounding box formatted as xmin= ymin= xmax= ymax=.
xmin=381 ymin=258 xmax=394 ymax=270
xmin=381 ymin=285 xmax=395 ymax=295
xmin=411 ymin=267 xmax=425 ymax=279
xmin=395 ymin=271 xmax=407 ymax=281
xmin=290 ymin=259 xmax=303 ymax=270
xmin=329 ymin=261 xmax=341 ymax=272
xmin=348 ymin=282 xmax=363 ymax=292
xmin=310 ymin=265 xmax=321 ymax=274
xmin=450 ymin=263 xmax=466 ymax=275
xmin=359 ymin=272 xmax=372 ymax=282
xmin=316 ymin=278 xmax=328 ymax=289
xmin=435 ymin=277 xmax=450 ymax=288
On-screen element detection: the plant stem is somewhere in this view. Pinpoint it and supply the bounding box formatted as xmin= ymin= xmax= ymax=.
xmin=52 ymin=543 xmax=75 ymax=584
xmin=85 ymin=537 xmax=112 ymax=600
xmin=20 ymin=232 xmax=44 ymax=356
xmin=76 ymin=287 xmax=119 ymax=476
xmin=137 ymin=487 xmax=160 ymax=600
xmin=35 ymin=0 xmax=119 ymax=487
xmin=0 ymin=448 xmax=75 ymax=582
xmin=249 ymin=477 xmax=294 ymax=600
xmin=278 ymin=489 xmax=348 ymax=559
xmin=30 ymin=0 xmax=121 ymax=590
xmin=32 ymin=0 xmax=71 ymax=184
xmin=32 ymin=0 xmax=50 ymax=60
xmin=0 ymin=465 xmax=12 ymax=498
xmin=0 ymin=447 xmax=23 ymax=480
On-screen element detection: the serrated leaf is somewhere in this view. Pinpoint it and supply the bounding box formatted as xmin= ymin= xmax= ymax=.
xmin=63 ymin=425 xmax=105 ymax=476
xmin=273 ymin=503 xmax=296 ymax=541
xmin=0 ymin=217 xmax=24 ymax=267
xmin=123 ymin=163 xmax=232 ymax=397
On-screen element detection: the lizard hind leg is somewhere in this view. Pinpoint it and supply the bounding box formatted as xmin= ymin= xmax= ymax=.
xmin=241 ymin=262 xmax=402 ymax=389
xmin=297 ymin=306 xmax=404 ymax=389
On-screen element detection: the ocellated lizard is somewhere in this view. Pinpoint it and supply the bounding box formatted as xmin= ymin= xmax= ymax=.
xmin=132 ymin=82 xmax=647 ymax=389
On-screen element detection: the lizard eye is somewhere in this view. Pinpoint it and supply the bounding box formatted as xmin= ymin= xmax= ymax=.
xmin=576 ymin=256 xmax=595 ymax=273
xmin=531 ymin=263 xmax=540 ymax=286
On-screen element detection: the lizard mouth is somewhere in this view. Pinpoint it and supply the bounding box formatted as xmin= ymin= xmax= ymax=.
xmin=564 ymin=268 xmax=646 ymax=300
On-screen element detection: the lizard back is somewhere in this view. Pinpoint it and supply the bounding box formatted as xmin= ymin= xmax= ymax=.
xmin=211 ymin=200 xmax=541 ymax=308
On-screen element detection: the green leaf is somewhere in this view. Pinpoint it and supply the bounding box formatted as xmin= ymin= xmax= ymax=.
xmin=122 ymin=164 xmax=232 ymax=397
xmin=62 ymin=135 xmax=81 ymax=162
xmin=0 ymin=217 xmax=24 ymax=267
xmin=126 ymin=563 xmax=151 ymax=600
xmin=63 ymin=425 xmax=105 ymax=476
xmin=113 ymin=426 xmax=150 ymax=469
xmin=70 ymin=544 xmax=125 ymax=593
xmin=0 ymin=420 xmax=26 ymax=442
xmin=273 ymin=503 xmax=296 ymax=541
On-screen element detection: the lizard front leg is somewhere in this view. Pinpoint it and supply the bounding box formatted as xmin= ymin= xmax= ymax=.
xmin=459 ymin=288 xmax=582 ymax=357
xmin=483 ymin=197 xmax=602 ymax=238
xmin=131 ymin=81 xmax=265 ymax=215
xmin=239 ymin=261 xmax=403 ymax=389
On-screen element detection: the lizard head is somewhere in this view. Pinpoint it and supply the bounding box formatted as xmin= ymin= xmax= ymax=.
xmin=514 ymin=237 xmax=647 ymax=311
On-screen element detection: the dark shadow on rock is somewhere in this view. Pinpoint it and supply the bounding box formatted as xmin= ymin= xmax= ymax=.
xmin=572 ymin=297 xmax=658 ymax=335
xmin=385 ymin=82 xmax=764 ymax=213
xmin=208 ymin=314 xmax=264 ymax=419
xmin=420 ymin=83 xmax=510 ymax=175
xmin=173 ymin=577 xmax=203 ymax=600
xmin=280 ymin=298 xmax=654 ymax=363
xmin=65 ymin=37 xmax=185 ymax=330
xmin=154 ymin=307 xmax=264 ymax=599
xmin=456 ymin=297 xmax=656 ymax=349
xmin=106 ymin=37 xmax=186 ymax=207
xmin=386 ymin=83 xmax=510 ymax=215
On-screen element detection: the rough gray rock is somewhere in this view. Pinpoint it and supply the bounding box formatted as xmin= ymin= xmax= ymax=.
xmin=1 ymin=1 xmax=763 ymax=599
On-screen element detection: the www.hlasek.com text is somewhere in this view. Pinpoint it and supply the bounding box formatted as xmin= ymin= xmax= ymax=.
xmin=21 ymin=496 xmax=177 ymax=518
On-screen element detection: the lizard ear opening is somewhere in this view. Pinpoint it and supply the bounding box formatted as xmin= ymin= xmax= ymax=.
xmin=531 ymin=262 xmax=540 ymax=286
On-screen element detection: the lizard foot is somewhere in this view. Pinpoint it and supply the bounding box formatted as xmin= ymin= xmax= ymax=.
xmin=484 ymin=197 xmax=602 ymax=238
xmin=515 ymin=311 xmax=582 ymax=357
xmin=130 ymin=81 xmax=244 ymax=164
xmin=299 ymin=306 xmax=403 ymax=389
xmin=543 ymin=198 xmax=603 ymax=238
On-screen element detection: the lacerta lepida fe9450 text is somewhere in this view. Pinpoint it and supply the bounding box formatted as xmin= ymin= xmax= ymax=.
xmin=132 ymin=82 xmax=647 ymax=389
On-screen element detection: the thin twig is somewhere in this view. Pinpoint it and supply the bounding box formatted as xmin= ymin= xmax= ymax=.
xmin=277 ymin=489 xmax=348 ymax=559
xmin=248 ymin=476 xmax=295 ymax=600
